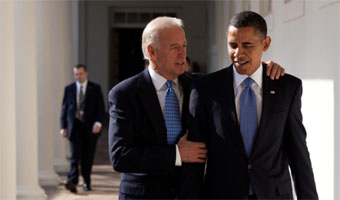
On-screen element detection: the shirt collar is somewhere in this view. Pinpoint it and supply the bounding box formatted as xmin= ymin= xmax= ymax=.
xmin=76 ymin=79 xmax=88 ymax=90
xmin=233 ymin=64 xmax=263 ymax=89
xmin=148 ymin=66 xmax=179 ymax=91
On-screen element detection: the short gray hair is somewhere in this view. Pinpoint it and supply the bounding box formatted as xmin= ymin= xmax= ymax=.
xmin=142 ymin=16 xmax=184 ymax=60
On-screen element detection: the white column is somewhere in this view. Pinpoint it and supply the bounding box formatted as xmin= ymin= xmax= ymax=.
xmin=72 ymin=0 xmax=79 ymax=64
xmin=335 ymin=6 xmax=340 ymax=200
xmin=0 ymin=1 xmax=17 ymax=199
xmin=37 ymin=0 xmax=60 ymax=187
xmin=51 ymin=1 xmax=73 ymax=173
xmin=14 ymin=1 xmax=46 ymax=199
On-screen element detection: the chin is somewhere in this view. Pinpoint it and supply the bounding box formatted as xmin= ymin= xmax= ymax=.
xmin=176 ymin=71 xmax=185 ymax=77
xmin=234 ymin=66 xmax=248 ymax=75
xmin=174 ymin=66 xmax=185 ymax=74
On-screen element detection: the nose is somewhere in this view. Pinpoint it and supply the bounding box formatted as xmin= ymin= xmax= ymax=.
xmin=234 ymin=47 xmax=243 ymax=58
xmin=178 ymin=46 xmax=186 ymax=58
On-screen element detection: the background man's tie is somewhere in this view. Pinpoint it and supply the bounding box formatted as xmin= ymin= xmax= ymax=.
xmin=240 ymin=77 xmax=258 ymax=195
xmin=77 ymin=85 xmax=85 ymax=121
xmin=164 ymin=81 xmax=182 ymax=145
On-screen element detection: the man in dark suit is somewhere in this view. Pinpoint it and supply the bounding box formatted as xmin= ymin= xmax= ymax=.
xmin=187 ymin=11 xmax=318 ymax=199
xmin=108 ymin=17 xmax=208 ymax=200
xmin=108 ymin=16 xmax=285 ymax=200
xmin=60 ymin=64 xmax=105 ymax=193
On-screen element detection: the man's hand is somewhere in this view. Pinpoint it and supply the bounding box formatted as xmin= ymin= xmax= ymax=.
xmin=263 ymin=60 xmax=285 ymax=80
xmin=92 ymin=124 xmax=101 ymax=134
xmin=60 ymin=129 xmax=67 ymax=138
xmin=178 ymin=132 xmax=207 ymax=163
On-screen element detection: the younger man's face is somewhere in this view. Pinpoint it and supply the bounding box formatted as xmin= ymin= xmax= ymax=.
xmin=74 ymin=67 xmax=88 ymax=84
xmin=227 ymin=26 xmax=271 ymax=76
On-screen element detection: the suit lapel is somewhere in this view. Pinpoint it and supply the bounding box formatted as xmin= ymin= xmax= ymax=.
xmin=251 ymin=65 xmax=279 ymax=159
xmin=84 ymin=81 xmax=92 ymax=108
xmin=71 ymin=83 xmax=77 ymax=105
xmin=137 ymin=69 xmax=167 ymax=143
xmin=218 ymin=67 xmax=238 ymax=127
xmin=218 ymin=66 xmax=248 ymax=159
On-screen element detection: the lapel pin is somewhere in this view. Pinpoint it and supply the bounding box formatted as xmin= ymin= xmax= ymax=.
xmin=270 ymin=90 xmax=276 ymax=94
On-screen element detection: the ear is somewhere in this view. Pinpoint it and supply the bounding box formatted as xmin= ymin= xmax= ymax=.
xmin=262 ymin=36 xmax=271 ymax=52
xmin=147 ymin=45 xmax=157 ymax=60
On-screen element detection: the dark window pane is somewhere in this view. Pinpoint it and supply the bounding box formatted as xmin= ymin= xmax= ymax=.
xmin=114 ymin=12 xmax=125 ymax=23
xmin=152 ymin=13 xmax=163 ymax=18
xmin=165 ymin=13 xmax=177 ymax=18
xmin=127 ymin=13 xmax=138 ymax=23
xmin=140 ymin=13 xmax=151 ymax=23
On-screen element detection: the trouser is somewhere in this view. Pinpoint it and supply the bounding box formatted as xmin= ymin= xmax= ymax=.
xmin=67 ymin=119 xmax=99 ymax=185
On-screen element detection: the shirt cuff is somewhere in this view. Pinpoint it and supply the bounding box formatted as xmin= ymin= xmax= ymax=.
xmin=175 ymin=144 xmax=182 ymax=166
xmin=94 ymin=122 xmax=102 ymax=127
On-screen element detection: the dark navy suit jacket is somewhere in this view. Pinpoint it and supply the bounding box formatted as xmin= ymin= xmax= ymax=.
xmin=60 ymin=81 xmax=105 ymax=139
xmin=186 ymin=65 xmax=318 ymax=199
xmin=108 ymin=69 xmax=196 ymax=199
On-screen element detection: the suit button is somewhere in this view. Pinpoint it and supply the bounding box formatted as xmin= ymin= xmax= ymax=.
xmin=248 ymin=164 xmax=252 ymax=170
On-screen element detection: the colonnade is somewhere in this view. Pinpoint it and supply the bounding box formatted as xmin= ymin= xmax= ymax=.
xmin=0 ymin=1 xmax=74 ymax=199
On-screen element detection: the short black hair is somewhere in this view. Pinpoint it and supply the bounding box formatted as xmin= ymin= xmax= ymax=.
xmin=74 ymin=64 xmax=87 ymax=71
xmin=229 ymin=11 xmax=267 ymax=39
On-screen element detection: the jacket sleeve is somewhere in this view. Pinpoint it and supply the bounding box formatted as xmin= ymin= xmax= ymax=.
xmin=285 ymin=80 xmax=318 ymax=199
xmin=108 ymin=87 xmax=176 ymax=174
xmin=60 ymin=87 xmax=68 ymax=129
xmin=95 ymin=85 xmax=105 ymax=123
xmin=178 ymin=81 xmax=207 ymax=199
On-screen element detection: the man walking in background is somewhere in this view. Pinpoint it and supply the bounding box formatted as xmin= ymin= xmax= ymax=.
xmin=60 ymin=64 xmax=105 ymax=193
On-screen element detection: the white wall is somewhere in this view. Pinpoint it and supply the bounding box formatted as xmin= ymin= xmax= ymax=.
xmin=206 ymin=1 xmax=228 ymax=72
xmin=263 ymin=2 xmax=338 ymax=199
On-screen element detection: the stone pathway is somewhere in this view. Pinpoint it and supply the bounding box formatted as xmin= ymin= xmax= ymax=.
xmin=44 ymin=125 xmax=121 ymax=199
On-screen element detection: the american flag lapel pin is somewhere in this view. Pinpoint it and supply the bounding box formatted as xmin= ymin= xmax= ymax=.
xmin=270 ymin=90 xmax=276 ymax=94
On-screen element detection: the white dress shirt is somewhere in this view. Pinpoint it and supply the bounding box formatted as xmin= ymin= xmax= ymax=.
xmin=76 ymin=80 xmax=88 ymax=105
xmin=76 ymin=80 xmax=102 ymax=128
xmin=233 ymin=65 xmax=263 ymax=126
xmin=148 ymin=66 xmax=183 ymax=166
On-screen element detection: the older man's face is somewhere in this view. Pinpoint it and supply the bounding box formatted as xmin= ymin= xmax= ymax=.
xmin=152 ymin=27 xmax=187 ymax=80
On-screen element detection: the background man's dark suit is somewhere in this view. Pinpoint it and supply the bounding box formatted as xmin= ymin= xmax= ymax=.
xmin=187 ymin=65 xmax=318 ymax=199
xmin=108 ymin=69 xmax=194 ymax=199
xmin=61 ymin=81 xmax=105 ymax=187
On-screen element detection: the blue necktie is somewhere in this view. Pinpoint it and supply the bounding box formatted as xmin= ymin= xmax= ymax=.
xmin=240 ymin=77 xmax=258 ymax=157
xmin=164 ymin=81 xmax=182 ymax=145
xmin=240 ymin=77 xmax=257 ymax=195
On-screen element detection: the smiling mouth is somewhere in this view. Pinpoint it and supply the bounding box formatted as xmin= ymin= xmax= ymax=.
xmin=175 ymin=62 xmax=185 ymax=66
xmin=234 ymin=60 xmax=249 ymax=66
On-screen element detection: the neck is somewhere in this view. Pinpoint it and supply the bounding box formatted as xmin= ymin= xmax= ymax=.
xmin=150 ymin=62 xmax=177 ymax=81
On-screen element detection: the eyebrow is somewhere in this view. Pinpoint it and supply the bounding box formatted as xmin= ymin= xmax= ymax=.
xmin=242 ymin=42 xmax=254 ymax=45
xmin=169 ymin=42 xmax=187 ymax=47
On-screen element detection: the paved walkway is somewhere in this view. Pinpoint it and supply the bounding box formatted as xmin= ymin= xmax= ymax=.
xmin=44 ymin=125 xmax=120 ymax=199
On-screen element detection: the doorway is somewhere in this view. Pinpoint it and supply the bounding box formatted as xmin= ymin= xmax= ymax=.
xmin=109 ymin=28 xmax=145 ymax=89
